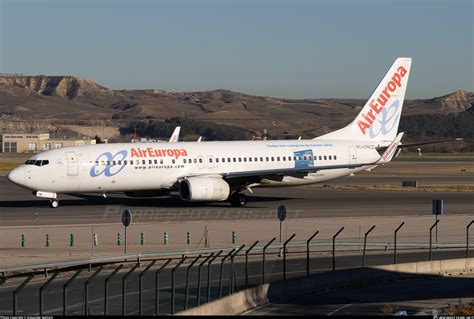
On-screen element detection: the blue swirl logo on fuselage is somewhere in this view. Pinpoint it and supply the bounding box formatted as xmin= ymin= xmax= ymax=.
xmin=90 ymin=150 xmax=128 ymax=177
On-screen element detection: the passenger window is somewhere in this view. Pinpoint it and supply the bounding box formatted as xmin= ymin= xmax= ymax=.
xmin=148 ymin=160 xmax=152 ymax=164
xmin=172 ymin=159 xmax=176 ymax=164
xmin=334 ymin=155 xmax=337 ymax=160
xmin=243 ymin=158 xmax=247 ymax=162
xmin=266 ymin=157 xmax=269 ymax=162
xmin=238 ymin=158 xmax=242 ymax=162
xmin=271 ymin=157 xmax=275 ymax=161
xmin=124 ymin=160 xmax=128 ymax=165
xmin=199 ymin=158 xmax=203 ymax=163
xmin=130 ymin=160 xmax=133 ymax=165
xmin=118 ymin=161 xmax=122 ymax=165
xmin=319 ymin=156 xmax=322 ymax=160
xmin=260 ymin=157 xmax=263 ymax=161
xmin=160 ymin=159 xmax=164 ymax=164
xmin=42 ymin=160 xmax=49 ymax=166
xmin=324 ymin=156 xmax=327 ymax=160
xmin=233 ymin=158 xmax=236 ymax=162
xmin=216 ymin=158 xmax=219 ymax=163
xmin=209 ymin=158 xmax=213 ymax=163
xmin=249 ymin=157 xmax=252 ymax=162
xmin=329 ymin=155 xmax=332 ymax=160
xmin=142 ymin=160 xmax=146 ymax=165
xmin=154 ymin=159 xmax=158 ymax=164
xmin=254 ymin=157 xmax=258 ymax=162
xmin=194 ymin=159 xmax=197 ymax=164
xmin=277 ymin=157 xmax=280 ymax=161
xmin=293 ymin=156 xmax=297 ymax=161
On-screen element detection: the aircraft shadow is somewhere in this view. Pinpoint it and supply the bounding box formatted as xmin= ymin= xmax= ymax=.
xmin=0 ymin=194 xmax=294 ymax=208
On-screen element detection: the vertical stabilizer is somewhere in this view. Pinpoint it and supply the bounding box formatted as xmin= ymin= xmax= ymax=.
xmin=316 ymin=57 xmax=412 ymax=144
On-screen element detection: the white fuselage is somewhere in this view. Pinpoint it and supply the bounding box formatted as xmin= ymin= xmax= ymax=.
xmin=9 ymin=138 xmax=381 ymax=194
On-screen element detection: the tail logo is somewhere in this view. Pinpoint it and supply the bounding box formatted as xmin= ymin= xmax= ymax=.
xmin=368 ymin=100 xmax=400 ymax=138
xmin=356 ymin=66 xmax=407 ymax=135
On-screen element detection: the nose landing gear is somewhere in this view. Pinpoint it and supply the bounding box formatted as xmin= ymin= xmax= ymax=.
xmin=49 ymin=199 xmax=59 ymax=208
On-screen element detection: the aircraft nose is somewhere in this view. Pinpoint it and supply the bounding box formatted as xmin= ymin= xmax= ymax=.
xmin=7 ymin=166 xmax=25 ymax=186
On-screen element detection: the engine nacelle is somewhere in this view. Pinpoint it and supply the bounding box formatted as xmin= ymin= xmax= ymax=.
xmin=179 ymin=177 xmax=230 ymax=201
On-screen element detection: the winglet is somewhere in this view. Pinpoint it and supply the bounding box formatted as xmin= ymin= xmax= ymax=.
xmin=378 ymin=132 xmax=404 ymax=163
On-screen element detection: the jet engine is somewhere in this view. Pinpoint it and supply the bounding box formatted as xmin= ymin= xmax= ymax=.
xmin=179 ymin=177 xmax=230 ymax=201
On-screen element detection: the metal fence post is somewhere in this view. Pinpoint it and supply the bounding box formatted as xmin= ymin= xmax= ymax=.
xmin=39 ymin=271 xmax=59 ymax=315
xmin=362 ymin=225 xmax=376 ymax=267
xmin=13 ymin=273 xmax=35 ymax=315
xmin=171 ymin=257 xmax=187 ymax=315
xmin=155 ymin=259 xmax=172 ymax=316
xmin=332 ymin=227 xmax=344 ymax=272
xmin=185 ymin=255 xmax=201 ymax=310
xmin=245 ymin=241 xmax=259 ymax=289
xmin=63 ymin=269 xmax=82 ymax=316
xmin=306 ymin=231 xmax=319 ymax=276
xmin=283 ymin=234 xmax=296 ymax=280
xmin=262 ymin=237 xmax=276 ymax=284
xmin=429 ymin=220 xmax=440 ymax=261
xmin=467 ymin=220 xmax=474 ymax=258
xmin=139 ymin=260 xmax=156 ymax=315
xmin=230 ymin=245 xmax=245 ymax=294
xmin=394 ymin=222 xmax=405 ymax=264
xmin=197 ymin=254 xmax=213 ymax=307
xmin=207 ymin=250 xmax=223 ymax=303
xmin=219 ymin=249 xmax=235 ymax=298
xmin=84 ymin=266 xmax=103 ymax=316
xmin=122 ymin=263 xmax=140 ymax=316
xmin=104 ymin=264 xmax=123 ymax=315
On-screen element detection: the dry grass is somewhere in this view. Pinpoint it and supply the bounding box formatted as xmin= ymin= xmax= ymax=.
xmin=0 ymin=162 xmax=21 ymax=173
xmin=380 ymin=304 xmax=394 ymax=315
xmin=445 ymin=299 xmax=474 ymax=315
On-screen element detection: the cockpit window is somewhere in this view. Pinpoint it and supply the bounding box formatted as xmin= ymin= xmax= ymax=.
xmin=25 ymin=159 xmax=49 ymax=166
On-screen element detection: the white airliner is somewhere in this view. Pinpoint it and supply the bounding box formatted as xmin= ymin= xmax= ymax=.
xmin=8 ymin=57 xmax=438 ymax=208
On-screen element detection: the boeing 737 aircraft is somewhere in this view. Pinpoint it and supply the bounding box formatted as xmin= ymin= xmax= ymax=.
xmin=8 ymin=57 xmax=439 ymax=208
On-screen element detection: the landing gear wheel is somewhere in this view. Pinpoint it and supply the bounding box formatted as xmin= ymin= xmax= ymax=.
xmin=49 ymin=199 xmax=59 ymax=208
xmin=229 ymin=193 xmax=248 ymax=207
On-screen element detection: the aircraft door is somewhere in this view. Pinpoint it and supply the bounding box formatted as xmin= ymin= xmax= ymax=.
xmin=348 ymin=146 xmax=358 ymax=164
xmin=65 ymin=151 xmax=79 ymax=176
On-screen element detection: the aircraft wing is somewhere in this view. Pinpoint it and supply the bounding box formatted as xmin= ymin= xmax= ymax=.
xmin=178 ymin=162 xmax=367 ymax=187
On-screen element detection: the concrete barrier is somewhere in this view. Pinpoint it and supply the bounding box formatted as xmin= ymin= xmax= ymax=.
xmin=177 ymin=258 xmax=474 ymax=315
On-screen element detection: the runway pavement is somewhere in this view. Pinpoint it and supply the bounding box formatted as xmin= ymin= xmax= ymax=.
xmin=0 ymin=176 xmax=473 ymax=226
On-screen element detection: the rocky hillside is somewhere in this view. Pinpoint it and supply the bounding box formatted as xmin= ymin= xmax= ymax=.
xmin=0 ymin=75 xmax=472 ymax=141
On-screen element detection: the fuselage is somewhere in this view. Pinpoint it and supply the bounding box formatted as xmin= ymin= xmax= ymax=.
xmin=8 ymin=138 xmax=381 ymax=194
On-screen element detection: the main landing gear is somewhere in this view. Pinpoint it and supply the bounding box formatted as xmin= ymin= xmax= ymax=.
xmin=229 ymin=193 xmax=248 ymax=207
xmin=49 ymin=199 xmax=59 ymax=208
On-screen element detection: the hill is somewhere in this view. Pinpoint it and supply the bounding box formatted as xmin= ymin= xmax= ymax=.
xmin=0 ymin=75 xmax=472 ymax=145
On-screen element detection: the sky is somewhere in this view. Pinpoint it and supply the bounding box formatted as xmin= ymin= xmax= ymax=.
xmin=0 ymin=0 xmax=472 ymax=99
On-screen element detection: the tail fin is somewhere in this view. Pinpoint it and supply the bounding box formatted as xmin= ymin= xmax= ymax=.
xmin=316 ymin=57 xmax=412 ymax=144
xmin=169 ymin=126 xmax=181 ymax=143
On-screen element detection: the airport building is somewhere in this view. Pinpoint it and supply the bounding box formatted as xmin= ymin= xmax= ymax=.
xmin=0 ymin=133 xmax=96 ymax=153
